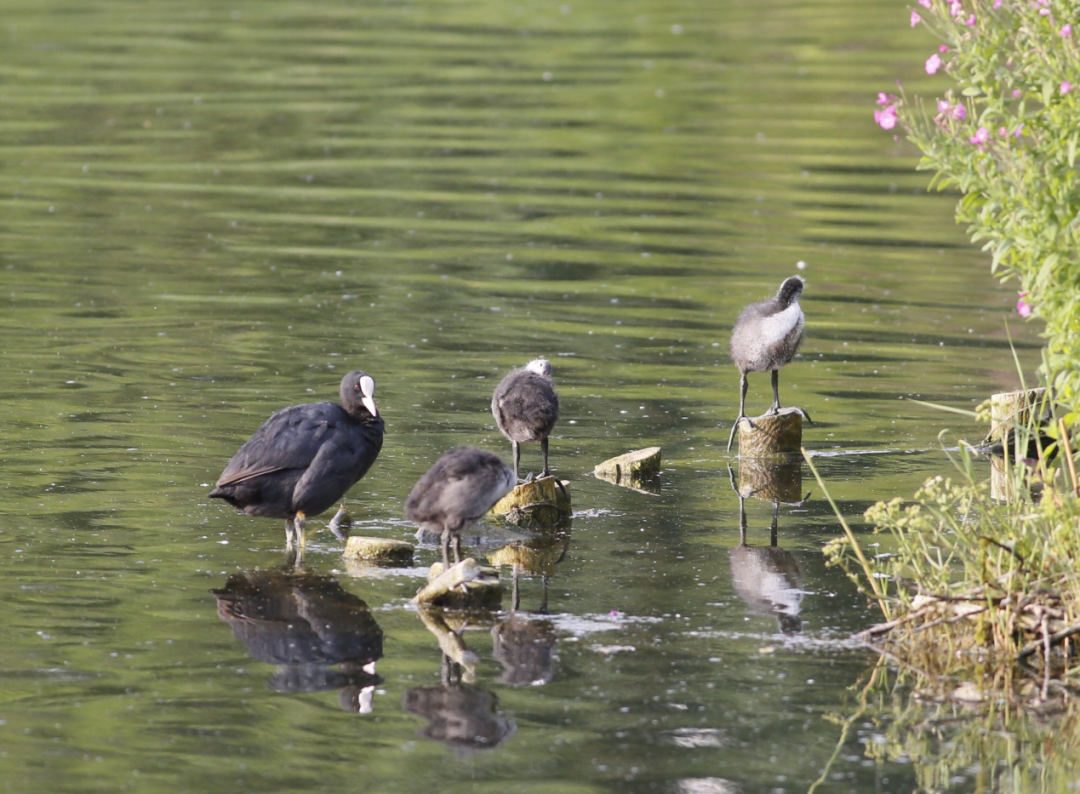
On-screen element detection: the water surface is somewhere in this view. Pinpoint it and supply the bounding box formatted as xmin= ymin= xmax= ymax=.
xmin=0 ymin=0 xmax=1045 ymax=791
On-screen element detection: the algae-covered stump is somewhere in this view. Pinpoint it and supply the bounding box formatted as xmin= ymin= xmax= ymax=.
xmin=733 ymin=409 xmax=803 ymax=460
xmin=491 ymin=475 xmax=571 ymax=529
xmin=594 ymin=447 xmax=661 ymax=488
xmin=342 ymin=536 xmax=415 ymax=566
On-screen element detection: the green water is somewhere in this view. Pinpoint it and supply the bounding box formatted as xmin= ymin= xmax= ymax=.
xmin=0 ymin=0 xmax=1052 ymax=791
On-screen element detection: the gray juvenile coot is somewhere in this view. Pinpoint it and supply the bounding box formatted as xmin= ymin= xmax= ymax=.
xmin=404 ymin=446 xmax=516 ymax=569
xmin=727 ymin=276 xmax=810 ymax=451
xmin=209 ymin=370 xmax=384 ymax=563
xmin=491 ymin=358 xmax=560 ymax=481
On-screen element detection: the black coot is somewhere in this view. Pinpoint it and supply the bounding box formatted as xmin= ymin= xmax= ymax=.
xmin=210 ymin=370 xmax=384 ymax=563
xmin=491 ymin=358 xmax=559 ymax=481
xmin=727 ymin=277 xmax=810 ymax=451
xmin=404 ymin=446 xmax=516 ymax=569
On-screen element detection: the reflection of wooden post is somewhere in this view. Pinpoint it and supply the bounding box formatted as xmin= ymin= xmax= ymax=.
xmin=737 ymin=459 xmax=803 ymax=504
xmin=736 ymin=410 xmax=803 ymax=459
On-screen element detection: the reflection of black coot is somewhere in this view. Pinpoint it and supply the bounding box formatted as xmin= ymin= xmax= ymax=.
xmin=403 ymin=685 xmax=515 ymax=751
xmin=213 ymin=570 xmax=383 ymax=692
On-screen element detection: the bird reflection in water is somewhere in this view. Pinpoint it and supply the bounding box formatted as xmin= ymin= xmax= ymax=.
xmin=212 ymin=569 xmax=383 ymax=712
xmin=488 ymin=532 xmax=569 ymax=686
xmin=726 ymin=465 xmax=806 ymax=635
xmin=405 ymin=607 xmax=516 ymax=750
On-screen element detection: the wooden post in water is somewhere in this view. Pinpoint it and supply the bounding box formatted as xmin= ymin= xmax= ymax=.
xmin=734 ymin=408 xmax=804 ymax=460
xmin=987 ymin=387 xmax=1051 ymax=501
xmin=490 ymin=475 xmax=571 ymax=529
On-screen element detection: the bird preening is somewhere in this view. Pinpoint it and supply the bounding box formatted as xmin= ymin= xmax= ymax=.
xmin=209 ymin=370 xmax=385 ymax=566
xmin=403 ymin=446 xmax=517 ymax=570
xmin=492 ymin=358 xmax=560 ymax=482
xmin=727 ymin=276 xmax=811 ymax=452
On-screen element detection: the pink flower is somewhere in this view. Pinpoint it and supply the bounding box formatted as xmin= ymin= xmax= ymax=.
xmin=874 ymin=104 xmax=898 ymax=130
xmin=937 ymin=99 xmax=951 ymax=113
xmin=1039 ymin=7 xmax=1051 ymax=15
xmin=969 ymin=126 xmax=989 ymax=145
xmin=993 ymin=0 xmax=1002 ymax=7
xmin=926 ymin=53 xmax=943 ymax=74
xmin=918 ymin=0 xmax=931 ymax=6
xmin=939 ymin=45 xmax=949 ymax=53
xmin=1015 ymin=123 xmax=1024 ymax=138
xmin=999 ymin=126 xmax=1008 ymax=136
xmin=876 ymin=92 xmax=896 ymax=106
xmin=964 ymin=13 xmax=977 ymax=25
xmin=952 ymin=103 xmax=967 ymax=120
xmin=1062 ymin=81 xmax=1073 ymax=95
xmin=1012 ymin=89 xmax=1022 ymax=98
xmin=949 ymin=0 xmax=962 ymax=17
xmin=911 ymin=10 xmax=922 ymax=26
xmin=1017 ymin=293 xmax=1032 ymax=318
xmin=1061 ymin=24 xmax=1073 ymax=36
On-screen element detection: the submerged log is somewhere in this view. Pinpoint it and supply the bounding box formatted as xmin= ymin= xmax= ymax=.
xmin=490 ymin=476 xmax=571 ymax=529
xmin=342 ymin=536 xmax=415 ymax=565
xmin=734 ymin=409 xmax=803 ymax=459
xmin=594 ymin=447 xmax=662 ymax=489
xmin=413 ymin=558 xmax=503 ymax=610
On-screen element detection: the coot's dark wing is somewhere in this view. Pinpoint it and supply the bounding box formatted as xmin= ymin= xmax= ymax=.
xmin=215 ymin=402 xmax=343 ymax=487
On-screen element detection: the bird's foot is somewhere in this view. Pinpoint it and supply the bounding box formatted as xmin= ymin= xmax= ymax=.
xmin=726 ymin=415 xmax=754 ymax=453
xmin=519 ymin=471 xmax=536 ymax=485
xmin=790 ymin=406 xmax=812 ymax=423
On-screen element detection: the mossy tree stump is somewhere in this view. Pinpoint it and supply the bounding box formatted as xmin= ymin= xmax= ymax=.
xmin=594 ymin=447 xmax=661 ymax=491
xmin=734 ymin=409 xmax=803 ymax=460
xmin=491 ymin=476 xmax=571 ymax=529
xmin=342 ymin=536 xmax=415 ymax=566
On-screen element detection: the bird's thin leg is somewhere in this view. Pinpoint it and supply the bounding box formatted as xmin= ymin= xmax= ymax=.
xmin=293 ymin=511 xmax=307 ymax=567
xmin=511 ymin=564 xmax=520 ymax=612
xmin=766 ymin=369 xmax=782 ymax=415
xmin=441 ymin=528 xmax=451 ymax=570
xmin=452 ymin=533 xmax=462 ymax=565
xmin=512 ymin=441 xmax=521 ymax=482
xmin=540 ymin=437 xmax=550 ymax=479
xmin=284 ymin=518 xmax=299 ymax=566
xmin=727 ymin=372 xmax=755 ymax=452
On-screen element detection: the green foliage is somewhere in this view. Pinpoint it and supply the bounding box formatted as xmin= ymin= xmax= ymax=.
xmin=883 ymin=0 xmax=1080 ymax=419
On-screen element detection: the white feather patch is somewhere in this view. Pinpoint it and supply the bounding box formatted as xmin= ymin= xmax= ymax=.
xmin=758 ymin=302 xmax=802 ymax=343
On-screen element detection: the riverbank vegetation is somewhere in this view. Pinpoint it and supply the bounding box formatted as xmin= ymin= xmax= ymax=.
xmin=827 ymin=0 xmax=1080 ymax=697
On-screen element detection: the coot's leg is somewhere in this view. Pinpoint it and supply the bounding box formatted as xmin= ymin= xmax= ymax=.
xmin=440 ymin=527 xmax=451 ymax=570
xmin=767 ymin=370 xmax=781 ymax=415
xmin=452 ymin=533 xmax=462 ymax=565
xmin=293 ymin=511 xmax=307 ymax=567
xmin=540 ymin=437 xmax=550 ymax=478
xmin=727 ymin=372 xmax=755 ymax=452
